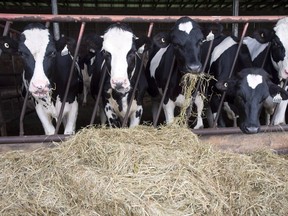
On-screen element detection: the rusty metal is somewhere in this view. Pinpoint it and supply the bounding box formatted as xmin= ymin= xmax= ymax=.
xmin=122 ymin=22 xmax=154 ymax=127
xmin=153 ymin=56 xmax=176 ymax=128
xmin=19 ymin=89 xmax=30 ymax=136
xmin=212 ymin=22 xmax=250 ymax=128
xmin=0 ymin=14 xmax=285 ymax=23
xmin=90 ymin=65 xmax=108 ymax=125
xmin=54 ymin=22 xmax=86 ymax=134
xmin=187 ymin=38 xmax=214 ymax=124
xmin=192 ymin=124 xmax=288 ymax=136
xmin=0 ymin=13 xmax=287 ymax=153
xmin=0 ymin=134 xmax=68 ymax=144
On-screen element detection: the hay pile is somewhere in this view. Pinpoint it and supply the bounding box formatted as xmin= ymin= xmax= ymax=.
xmin=0 ymin=125 xmax=288 ymax=215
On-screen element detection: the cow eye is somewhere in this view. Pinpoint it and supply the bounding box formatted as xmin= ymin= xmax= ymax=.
xmin=199 ymin=39 xmax=205 ymax=46
xmin=47 ymin=51 xmax=56 ymax=58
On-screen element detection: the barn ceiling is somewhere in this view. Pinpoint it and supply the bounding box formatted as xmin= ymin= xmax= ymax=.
xmin=0 ymin=0 xmax=287 ymax=16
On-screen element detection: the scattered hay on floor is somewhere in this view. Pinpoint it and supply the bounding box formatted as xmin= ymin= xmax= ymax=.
xmin=0 ymin=125 xmax=287 ymax=215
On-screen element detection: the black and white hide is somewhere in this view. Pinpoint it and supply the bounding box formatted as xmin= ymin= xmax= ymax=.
xmin=145 ymin=16 xmax=206 ymax=129
xmin=0 ymin=23 xmax=82 ymax=135
xmin=216 ymin=67 xmax=288 ymax=134
xmin=89 ymin=23 xmax=149 ymax=127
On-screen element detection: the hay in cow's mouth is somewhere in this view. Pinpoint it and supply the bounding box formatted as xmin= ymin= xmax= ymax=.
xmin=0 ymin=126 xmax=287 ymax=215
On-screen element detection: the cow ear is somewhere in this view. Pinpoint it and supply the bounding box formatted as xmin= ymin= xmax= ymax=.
xmin=134 ymin=36 xmax=151 ymax=53
xmin=0 ymin=36 xmax=19 ymax=55
xmin=84 ymin=33 xmax=103 ymax=51
xmin=268 ymin=83 xmax=288 ymax=100
xmin=215 ymin=79 xmax=237 ymax=94
xmin=253 ymin=28 xmax=275 ymax=43
xmin=153 ymin=32 xmax=170 ymax=48
xmin=202 ymin=23 xmax=223 ymax=41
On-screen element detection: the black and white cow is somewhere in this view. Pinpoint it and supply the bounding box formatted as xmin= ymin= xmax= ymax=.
xmin=89 ymin=23 xmax=149 ymax=127
xmin=216 ymin=67 xmax=288 ymax=134
xmin=145 ymin=16 xmax=206 ymax=128
xmin=201 ymin=26 xmax=253 ymax=127
xmin=243 ymin=17 xmax=288 ymax=125
xmin=0 ymin=23 xmax=82 ymax=135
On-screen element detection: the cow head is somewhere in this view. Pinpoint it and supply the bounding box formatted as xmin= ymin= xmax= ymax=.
xmin=90 ymin=23 xmax=149 ymax=94
xmin=0 ymin=23 xmax=56 ymax=98
xmin=254 ymin=17 xmax=288 ymax=80
xmin=153 ymin=16 xmax=205 ymax=74
xmin=216 ymin=67 xmax=288 ymax=134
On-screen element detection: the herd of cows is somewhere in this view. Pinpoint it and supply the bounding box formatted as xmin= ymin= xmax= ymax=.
xmin=1 ymin=16 xmax=288 ymax=135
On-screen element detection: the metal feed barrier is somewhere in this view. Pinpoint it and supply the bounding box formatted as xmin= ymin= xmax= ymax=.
xmin=0 ymin=14 xmax=287 ymax=153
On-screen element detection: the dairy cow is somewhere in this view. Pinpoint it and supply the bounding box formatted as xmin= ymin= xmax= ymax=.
xmin=216 ymin=67 xmax=288 ymax=133
xmin=0 ymin=23 xmax=82 ymax=135
xmin=243 ymin=17 xmax=288 ymax=125
xmin=89 ymin=23 xmax=149 ymax=127
xmin=201 ymin=25 xmax=253 ymax=127
xmin=145 ymin=16 xmax=206 ymax=128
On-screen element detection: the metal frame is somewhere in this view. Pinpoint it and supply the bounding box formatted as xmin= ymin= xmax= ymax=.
xmin=0 ymin=14 xmax=287 ymax=145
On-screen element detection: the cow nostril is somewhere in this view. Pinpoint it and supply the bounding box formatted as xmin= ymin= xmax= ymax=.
xmin=244 ymin=126 xmax=259 ymax=134
xmin=187 ymin=64 xmax=202 ymax=73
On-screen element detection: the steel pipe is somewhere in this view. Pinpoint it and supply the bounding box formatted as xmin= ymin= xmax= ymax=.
xmin=0 ymin=14 xmax=285 ymax=23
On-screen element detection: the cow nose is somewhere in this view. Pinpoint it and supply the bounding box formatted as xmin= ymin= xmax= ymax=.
xmin=187 ymin=64 xmax=202 ymax=73
xmin=244 ymin=126 xmax=260 ymax=134
xmin=111 ymin=78 xmax=130 ymax=92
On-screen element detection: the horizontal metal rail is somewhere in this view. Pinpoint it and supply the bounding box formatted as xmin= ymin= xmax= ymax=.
xmin=0 ymin=14 xmax=286 ymax=23
xmin=1 ymin=124 xmax=288 ymax=145
xmin=0 ymin=14 xmax=287 ymax=152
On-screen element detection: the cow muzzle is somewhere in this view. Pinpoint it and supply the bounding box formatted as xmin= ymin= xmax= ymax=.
xmin=29 ymin=81 xmax=51 ymax=98
xmin=111 ymin=78 xmax=130 ymax=93
xmin=241 ymin=125 xmax=260 ymax=134
xmin=182 ymin=64 xmax=202 ymax=74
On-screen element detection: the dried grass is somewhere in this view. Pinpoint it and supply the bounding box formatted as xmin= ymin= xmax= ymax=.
xmin=0 ymin=125 xmax=288 ymax=215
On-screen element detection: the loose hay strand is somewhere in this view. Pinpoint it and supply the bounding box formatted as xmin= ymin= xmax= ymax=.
xmin=0 ymin=126 xmax=288 ymax=215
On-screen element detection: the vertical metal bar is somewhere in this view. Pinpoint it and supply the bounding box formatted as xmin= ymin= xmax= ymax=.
xmin=232 ymin=0 xmax=239 ymax=37
xmin=54 ymin=22 xmax=86 ymax=134
xmin=186 ymin=38 xmax=214 ymax=124
xmin=89 ymin=66 xmax=108 ymax=125
xmin=122 ymin=22 xmax=154 ymax=127
xmin=51 ymin=0 xmax=60 ymax=40
xmin=212 ymin=22 xmax=249 ymax=128
xmin=19 ymin=90 xmax=30 ymax=136
xmin=153 ymin=56 xmax=176 ymax=128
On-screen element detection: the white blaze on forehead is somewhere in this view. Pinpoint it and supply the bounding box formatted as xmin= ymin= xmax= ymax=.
xmin=178 ymin=21 xmax=193 ymax=34
xmin=247 ymin=74 xmax=263 ymax=89
xmin=103 ymin=27 xmax=133 ymax=79
xmin=23 ymin=28 xmax=50 ymax=58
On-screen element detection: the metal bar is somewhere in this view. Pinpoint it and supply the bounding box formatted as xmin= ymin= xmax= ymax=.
xmin=187 ymin=38 xmax=214 ymax=123
xmin=1 ymin=124 xmax=288 ymax=145
xmin=54 ymin=22 xmax=86 ymax=134
xmin=232 ymin=0 xmax=239 ymax=37
xmin=89 ymin=65 xmax=108 ymax=125
xmin=0 ymin=134 xmax=68 ymax=144
xmin=51 ymin=0 xmax=60 ymax=40
xmin=153 ymin=56 xmax=176 ymax=128
xmin=0 ymin=14 xmax=285 ymax=23
xmin=212 ymin=22 xmax=250 ymax=128
xmin=122 ymin=22 xmax=154 ymax=127
xmin=192 ymin=124 xmax=288 ymax=136
xmin=19 ymin=89 xmax=30 ymax=136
